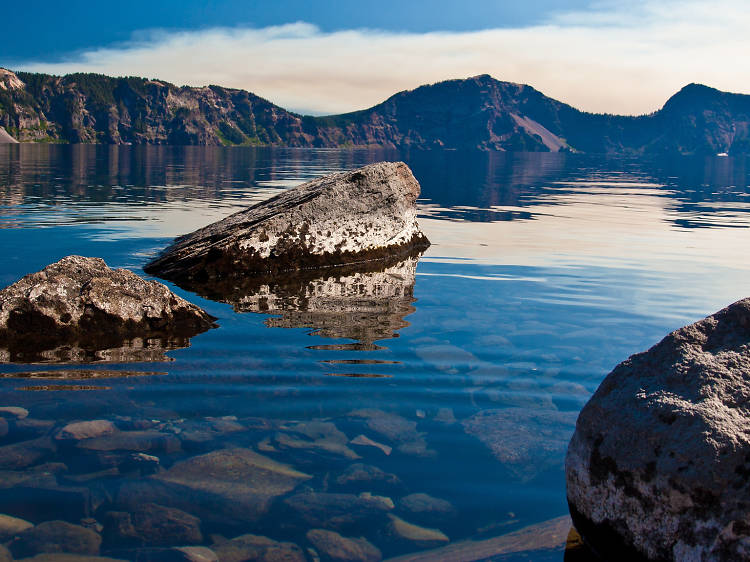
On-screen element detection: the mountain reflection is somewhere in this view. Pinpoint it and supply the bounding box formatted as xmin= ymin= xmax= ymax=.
xmin=189 ymin=254 xmax=420 ymax=347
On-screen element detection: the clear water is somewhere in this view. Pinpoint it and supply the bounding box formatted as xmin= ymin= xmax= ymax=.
xmin=0 ymin=145 xmax=748 ymax=559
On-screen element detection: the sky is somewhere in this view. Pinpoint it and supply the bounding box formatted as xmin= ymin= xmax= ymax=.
xmin=3 ymin=0 xmax=749 ymax=116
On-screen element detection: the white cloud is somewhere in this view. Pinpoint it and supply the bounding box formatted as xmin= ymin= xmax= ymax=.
xmin=15 ymin=0 xmax=750 ymax=115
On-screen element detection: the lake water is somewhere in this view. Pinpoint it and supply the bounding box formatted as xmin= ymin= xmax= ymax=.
xmin=0 ymin=145 xmax=748 ymax=560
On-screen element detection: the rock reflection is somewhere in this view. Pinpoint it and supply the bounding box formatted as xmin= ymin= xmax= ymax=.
xmin=0 ymin=336 xmax=196 ymax=364
xmin=192 ymin=254 xmax=422 ymax=348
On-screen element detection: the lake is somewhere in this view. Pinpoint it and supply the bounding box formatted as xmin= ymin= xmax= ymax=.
xmin=0 ymin=145 xmax=748 ymax=560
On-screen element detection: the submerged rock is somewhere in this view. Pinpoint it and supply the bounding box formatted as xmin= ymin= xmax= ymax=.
xmin=0 ymin=256 xmax=216 ymax=362
xmin=10 ymin=520 xmax=102 ymax=557
xmin=145 ymin=162 xmax=430 ymax=285
xmin=0 ymin=512 xmax=33 ymax=541
xmin=284 ymin=491 xmax=393 ymax=531
xmin=385 ymin=514 xmax=449 ymax=550
xmin=306 ymin=529 xmax=382 ymax=562
xmin=144 ymin=448 xmax=311 ymax=525
xmin=463 ymin=408 xmax=577 ymax=481
xmin=396 ymin=494 xmax=456 ymax=527
xmin=102 ymin=503 xmax=202 ymax=547
xmin=211 ymin=534 xmax=305 ymax=562
xmin=566 ymin=297 xmax=750 ymax=561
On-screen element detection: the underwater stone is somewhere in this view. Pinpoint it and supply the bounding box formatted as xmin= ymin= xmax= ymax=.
xmin=211 ymin=534 xmax=305 ymax=562
xmin=306 ymin=529 xmax=382 ymax=562
xmin=10 ymin=520 xmax=102 ymax=557
xmin=144 ymin=162 xmax=430 ymax=284
xmin=0 ymin=256 xmax=216 ymax=362
xmin=0 ymin=512 xmax=33 ymax=541
xmin=566 ymin=297 xmax=750 ymax=561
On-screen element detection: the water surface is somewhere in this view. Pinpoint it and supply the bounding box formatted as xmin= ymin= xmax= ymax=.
xmin=0 ymin=145 xmax=748 ymax=559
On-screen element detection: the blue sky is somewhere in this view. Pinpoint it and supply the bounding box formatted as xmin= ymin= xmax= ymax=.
xmin=4 ymin=1 xmax=748 ymax=116
xmin=4 ymin=0 xmax=590 ymax=61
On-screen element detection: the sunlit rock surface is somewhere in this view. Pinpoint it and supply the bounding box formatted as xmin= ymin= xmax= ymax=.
xmin=0 ymin=256 xmax=216 ymax=363
xmin=566 ymin=297 xmax=750 ymax=561
xmin=145 ymin=162 xmax=429 ymax=284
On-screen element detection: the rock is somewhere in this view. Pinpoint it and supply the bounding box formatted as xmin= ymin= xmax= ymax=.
xmin=306 ymin=529 xmax=382 ymax=562
xmin=140 ymin=448 xmax=310 ymax=525
xmin=171 ymin=547 xmax=218 ymax=562
xmin=349 ymin=435 xmax=392 ymax=456
xmin=119 ymin=452 xmax=161 ymax=475
xmin=334 ymin=464 xmax=404 ymax=496
xmin=385 ymin=515 xmax=572 ymax=562
xmin=0 ymin=545 xmax=10 ymax=562
xmin=0 ymin=256 xmax=216 ymax=362
xmin=0 ymin=512 xmax=33 ymax=541
xmin=0 ymin=407 xmax=29 ymax=419
xmin=347 ymin=410 xmax=431 ymax=457
xmin=103 ymin=504 xmax=202 ymax=547
xmin=273 ymin=421 xmax=360 ymax=462
xmin=566 ymin=297 xmax=750 ymax=561
xmin=284 ymin=491 xmax=393 ymax=531
xmin=76 ymin=430 xmax=181 ymax=454
xmin=211 ymin=534 xmax=305 ymax=562
xmin=10 ymin=520 xmax=102 ymax=557
xmin=0 ymin=482 xmax=94 ymax=523
xmin=462 ymin=408 xmax=577 ymax=481
xmin=396 ymin=494 xmax=455 ymax=526
xmin=385 ymin=515 xmax=449 ymax=550
xmin=55 ymin=420 xmax=116 ymax=441
xmin=0 ymin=437 xmax=56 ymax=470
xmin=145 ymin=162 xmax=430 ymax=286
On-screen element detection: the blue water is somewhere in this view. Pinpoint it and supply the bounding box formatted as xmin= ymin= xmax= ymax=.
xmin=0 ymin=145 xmax=749 ymax=559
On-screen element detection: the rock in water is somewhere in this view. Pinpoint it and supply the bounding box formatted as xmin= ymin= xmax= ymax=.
xmin=144 ymin=162 xmax=430 ymax=284
xmin=0 ymin=256 xmax=216 ymax=362
xmin=566 ymin=297 xmax=750 ymax=561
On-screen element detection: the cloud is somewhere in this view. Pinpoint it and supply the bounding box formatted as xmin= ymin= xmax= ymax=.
xmin=14 ymin=0 xmax=750 ymax=115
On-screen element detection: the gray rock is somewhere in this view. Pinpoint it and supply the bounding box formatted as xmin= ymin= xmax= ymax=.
xmin=211 ymin=534 xmax=305 ymax=562
xmin=102 ymin=503 xmax=202 ymax=547
xmin=140 ymin=448 xmax=311 ymax=525
xmin=10 ymin=520 xmax=102 ymax=557
xmin=273 ymin=421 xmax=360 ymax=462
xmin=334 ymin=464 xmax=404 ymax=496
xmin=0 ymin=437 xmax=56 ymax=470
xmin=396 ymin=494 xmax=455 ymax=526
xmin=0 ymin=407 xmax=29 ymax=419
xmin=0 ymin=256 xmax=215 ymax=362
xmin=462 ymin=408 xmax=577 ymax=481
xmin=284 ymin=491 xmax=393 ymax=531
xmin=145 ymin=162 xmax=429 ymax=286
xmin=77 ymin=430 xmax=180 ymax=454
xmin=171 ymin=547 xmax=218 ymax=562
xmin=566 ymin=297 xmax=750 ymax=561
xmin=55 ymin=420 xmax=116 ymax=441
xmin=306 ymin=529 xmax=382 ymax=562
xmin=347 ymin=410 xmax=432 ymax=457
xmin=0 ymin=512 xmax=33 ymax=541
xmin=384 ymin=514 xmax=449 ymax=550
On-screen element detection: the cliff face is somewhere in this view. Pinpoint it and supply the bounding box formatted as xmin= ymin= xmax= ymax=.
xmin=2 ymin=69 xmax=750 ymax=154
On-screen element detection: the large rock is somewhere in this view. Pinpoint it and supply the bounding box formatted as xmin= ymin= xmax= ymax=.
xmin=566 ymin=298 xmax=750 ymax=561
xmin=306 ymin=529 xmax=382 ymax=562
xmin=0 ymin=256 xmax=215 ymax=362
xmin=144 ymin=162 xmax=430 ymax=285
xmin=136 ymin=448 xmax=311 ymax=525
xmin=211 ymin=534 xmax=305 ymax=562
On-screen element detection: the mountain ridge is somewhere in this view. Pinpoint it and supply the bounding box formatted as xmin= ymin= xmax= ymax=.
xmin=1 ymin=69 xmax=749 ymax=154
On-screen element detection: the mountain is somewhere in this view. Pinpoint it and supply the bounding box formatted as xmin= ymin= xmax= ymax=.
xmin=1 ymin=69 xmax=750 ymax=154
